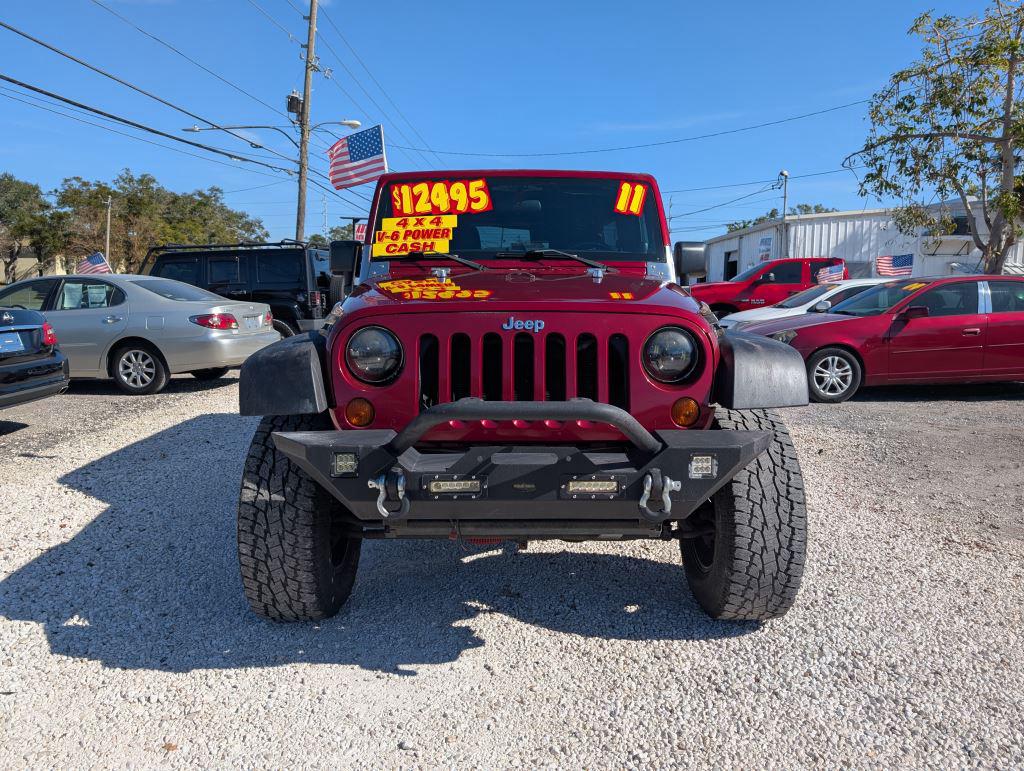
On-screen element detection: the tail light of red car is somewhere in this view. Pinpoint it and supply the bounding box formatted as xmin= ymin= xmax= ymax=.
xmin=189 ymin=313 xmax=239 ymax=330
xmin=42 ymin=322 xmax=58 ymax=346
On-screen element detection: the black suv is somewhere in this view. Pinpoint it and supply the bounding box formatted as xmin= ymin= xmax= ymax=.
xmin=142 ymin=242 xmax=348 ymax=337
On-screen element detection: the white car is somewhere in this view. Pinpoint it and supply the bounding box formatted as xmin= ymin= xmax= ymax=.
xmin=717 ymin=278 xmax=889 ymax=330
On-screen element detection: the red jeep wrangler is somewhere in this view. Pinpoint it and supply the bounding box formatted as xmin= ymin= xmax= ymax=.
xmin=690 ymin=257 xmax=848 ymax=317
xmin=237 ymin=170 xmax=810 ymax=623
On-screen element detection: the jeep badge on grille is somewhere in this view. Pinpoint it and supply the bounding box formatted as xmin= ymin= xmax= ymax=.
xmin=502 ymin=316 xmax=545 ymax=332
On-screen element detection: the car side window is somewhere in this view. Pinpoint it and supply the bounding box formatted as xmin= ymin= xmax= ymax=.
xmin=256 ymin=252 xmax=303 ymax=285
xmin=55 ymin=280 xmax=124 ymax=310
xmin=209 ymin=256 xmax=241 ymax=285
xmin=988 ymin=281 xmax=1024 ymax=313
xmin=0 ymin=279 xmax=58 ymax=311
xmin=914 ymin=282 xmax=979 ymax=317
xmin=152 ymin=259 xmax=200 ymax=285
xmin=829 ymin=285 xmax=871 ymax=305
xmin=769 ymin=262 xmax=803 ymax=283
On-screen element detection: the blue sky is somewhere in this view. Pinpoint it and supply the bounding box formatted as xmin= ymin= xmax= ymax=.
xmin=0 ymin=0 xmax=986 ymax=242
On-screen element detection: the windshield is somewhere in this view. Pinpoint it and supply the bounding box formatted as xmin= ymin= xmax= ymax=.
xmin=128 ymin=278 xmax=223 ymax=302
xmin=829 ymin=279 xmax=931 ymax=316
xmin=777 ymin=284 xmax=834 ymax=308
xmin=372 ymin=176 xmax=664 ymax=262
xmin=730 ymin=264 xmax=765 ymax=282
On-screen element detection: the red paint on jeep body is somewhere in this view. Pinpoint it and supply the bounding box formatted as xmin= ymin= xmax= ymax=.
xmin=324 ymin=170 xmax=719 ymax=444
xmin=690 ymin=257 xmax=847 ymax=313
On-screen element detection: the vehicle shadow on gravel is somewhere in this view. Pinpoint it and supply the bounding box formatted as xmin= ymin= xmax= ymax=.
xmin=0 ymin=414 xmax=751 ymax=675
xmin=853 ymin=381 xmax=1024 ymax=403
xmin=66 ymin=373 xmax=240 ymax=397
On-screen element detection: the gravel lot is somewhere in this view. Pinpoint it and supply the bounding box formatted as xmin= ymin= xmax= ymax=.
xmin=1 ymin=377 xmax=1022 ymax=767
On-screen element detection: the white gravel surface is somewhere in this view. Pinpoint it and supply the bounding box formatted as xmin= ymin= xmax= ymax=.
xmin=1 ymin=376 xmax=1022 ymax=767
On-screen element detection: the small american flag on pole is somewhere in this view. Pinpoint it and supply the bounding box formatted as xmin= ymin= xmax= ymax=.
xmin=816 ymin=263 xmax=845 ymax=283
xmin=327 ymin=125 xmax=388 ymax=190
xmin=876 ymin=253 xmax=914 ymax=277
xmin=77 ymin=252 xmax=112 ymax=275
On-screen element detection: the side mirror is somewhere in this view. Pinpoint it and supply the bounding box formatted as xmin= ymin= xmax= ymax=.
xmin=672 ymin=241 xmax=706 ymax=280
xmin=329 ymin=240 xmax=360 ymax=274
xmin=811 ymin=300 xmax=832 ymax=313
xmin=900 ymin=305 xmax=929 ymax=321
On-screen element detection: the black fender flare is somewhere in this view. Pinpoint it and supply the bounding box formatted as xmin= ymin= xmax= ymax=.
xmin=239 ymin=331 xmax=330 ymax=416
xmin=713 ymin=331 xmax=809 ymax=409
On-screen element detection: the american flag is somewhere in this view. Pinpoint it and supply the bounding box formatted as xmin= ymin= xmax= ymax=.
xmin=877 ymin=253 xmax=914 ymax=277
xmin=816 ymin=263 xmax=845 ymax=283
xmin=327 ymin=125 xmax=387 ymax=190
xmin=77 ymin=252 xmax=112 ymax=275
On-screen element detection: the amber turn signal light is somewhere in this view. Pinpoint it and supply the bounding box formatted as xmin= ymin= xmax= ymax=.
xmin=671 ymin=397 xmax=701 ymax=427
xmin=345 ymin=398 xmax=375 ymax=427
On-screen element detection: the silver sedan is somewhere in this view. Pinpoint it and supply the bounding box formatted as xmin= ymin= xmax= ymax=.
xmin=0 ymin=274 xmax=280 ymax=394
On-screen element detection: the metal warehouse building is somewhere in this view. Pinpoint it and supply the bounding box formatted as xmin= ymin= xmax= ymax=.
xmin=701 ymin=202 xmax=1024 ymax=282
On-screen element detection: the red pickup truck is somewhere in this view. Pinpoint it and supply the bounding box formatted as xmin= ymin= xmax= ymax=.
xmin=690 ymin=257 xmax=847 ymax=317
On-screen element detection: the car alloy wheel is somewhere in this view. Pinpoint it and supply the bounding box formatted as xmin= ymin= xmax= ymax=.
xmin=812 ymin=354 xmax=853 ymax=397
xmin=118 ymin=349 xmax=157 ymax=389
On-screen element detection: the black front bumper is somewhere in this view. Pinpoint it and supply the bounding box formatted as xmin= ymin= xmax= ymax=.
xmin=273 ymin=399 xmax=770 ymax=537
xmin=0 ymin=352 xmax=70 ymax=410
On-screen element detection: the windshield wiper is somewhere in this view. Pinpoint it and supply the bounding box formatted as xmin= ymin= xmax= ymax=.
xmin=494 ymin=249 xmax=612 ymax=272
xmin=395 ymin=251 xmax=487 ymax=271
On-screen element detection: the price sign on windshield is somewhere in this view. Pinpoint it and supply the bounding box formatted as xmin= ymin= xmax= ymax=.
xmin=390 ymin=179 xmax=493 ymax=215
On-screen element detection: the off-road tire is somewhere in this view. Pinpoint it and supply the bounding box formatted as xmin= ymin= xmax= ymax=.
xmin=191 ymin=367 xmax=230 ymax=381
xmin=109 ymin=342 xmax=169 ymax=395
xmin=328 ymin=274 xmax=349 ymax=307
xmin=680 ymin=408 xmax=806 ymax=620
xmin=237 ymin=413 xmax=362 ymax=621
xmin=806 ymin=347 xmax=862 ymax=403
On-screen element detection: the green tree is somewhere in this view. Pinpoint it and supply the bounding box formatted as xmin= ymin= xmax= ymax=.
xmin=846 ymin=1 xmax=1024 ymax=274
xmin=0 ymin=173 xmax=49 ymax=284
xmin=726 ymin=203 xmax=838 ymax=232
xmin=53 ymin=170 xmax=268 ymax=272
xmin=307 ymin=223 xmax=356 ymax=248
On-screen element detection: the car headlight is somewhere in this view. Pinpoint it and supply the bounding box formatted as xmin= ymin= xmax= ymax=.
xmin=345 ymin=326 xmax=403 ymax=383
xmin=770 ymin=329 xmax=798 ymax=345
xmin=643 ymin=326 xmax=699 ymax=383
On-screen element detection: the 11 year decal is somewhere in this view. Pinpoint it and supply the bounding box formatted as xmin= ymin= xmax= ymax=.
xmin=613 ymin=181 xmax=647 ymax=216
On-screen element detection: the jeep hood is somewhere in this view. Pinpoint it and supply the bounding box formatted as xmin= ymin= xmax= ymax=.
xmin=344 ymin=269 xmax=703 ymax=316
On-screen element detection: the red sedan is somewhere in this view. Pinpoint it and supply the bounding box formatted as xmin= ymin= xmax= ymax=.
xmin=741 ymin=275 xmax=1024 ymax=402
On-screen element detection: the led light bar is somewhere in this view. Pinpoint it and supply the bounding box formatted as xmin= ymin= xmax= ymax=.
xmin=427 ymin=479 xmax=482 ymax=495
xmin=566 ymin=479 xmax=619 ymax=495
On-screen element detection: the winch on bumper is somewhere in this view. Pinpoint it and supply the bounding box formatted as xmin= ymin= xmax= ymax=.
xmin=271 ymin=397 xmax=771 ymax=537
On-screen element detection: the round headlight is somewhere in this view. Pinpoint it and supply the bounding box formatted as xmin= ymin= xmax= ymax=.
xmin=345 ymin=326 xmax=403 ymax=384
xmin=643 ymin=326 xmax=699 ymax=383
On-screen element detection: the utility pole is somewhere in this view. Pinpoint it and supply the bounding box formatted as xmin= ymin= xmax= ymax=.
xmin=294 ymin=0 xmax=319 ymax=242
xmin=778 ymin=170 xmax=789 ymax=258
xmin=104 ymin=195 xmax=112 ymax=263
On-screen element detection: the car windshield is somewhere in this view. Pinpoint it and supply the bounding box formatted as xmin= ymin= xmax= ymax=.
xmin=729 ymin=264 xmax=765 ymax=282
xmin=777 ymin=284 xmax=834 ymax=308
xmin=128 ymin=278 xmax=223 ymax=301
xmin=829 ymin=279 xmax=932 ymax=316
xmin=371 ymin=175 xmax=664 ymax=262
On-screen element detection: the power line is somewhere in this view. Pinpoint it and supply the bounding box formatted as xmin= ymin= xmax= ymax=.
xmin=0 ymin=74 xmax=297 ymax=172
xmin=668 ymin=183 xmax=782 ymax=219
xmin=661 ymin=166 xmax=867 ymax=194
xmin=0 ymin=19 xmax=302 ymax=166
xmin=221 ymin=180 xmax=291 ymax=194
xmin=390 ymin=99 xmax=870 ymax=158
xmin=0 ymin=89 xmax=287 ymax=180
xmin=315 ymin=3 xmax=443 ymax=167
xmin=88 ymin=0 xmax=293 ymax=124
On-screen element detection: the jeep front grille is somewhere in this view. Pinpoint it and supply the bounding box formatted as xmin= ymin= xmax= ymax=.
xmin=417 ymin=332 xmax=630 ymax=412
